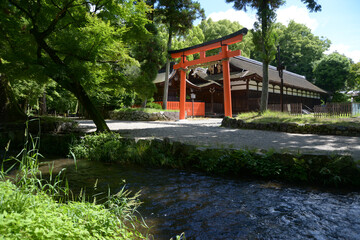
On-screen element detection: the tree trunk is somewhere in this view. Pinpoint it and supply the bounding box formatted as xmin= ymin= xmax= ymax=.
xmin=141 ymin=97 xmax=147 ymax=108
xmin=71 ymin=82 xmax=109 ymax=132
xmin=162 ymin=29 xmax=173 ymax=110
xmin=29 ymin=29 xmax=109 ymax=131
xmin=39 ymin=91 xmax=47 ymax=115
xmin=259 ymin=1 xmax=270 ymax=114
xmin=0 ymin=74 xmax=27 ymax=123
xmin=260 ymin=61 xmax=269 ymax=113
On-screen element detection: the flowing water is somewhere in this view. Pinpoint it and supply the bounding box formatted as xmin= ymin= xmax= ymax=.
xmin=41 ymin=159 xmax=360 ymax=240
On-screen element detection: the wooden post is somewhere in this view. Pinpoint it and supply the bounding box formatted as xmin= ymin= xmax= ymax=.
xmin=222 ymin=45 xmax=232 ymax=117
xmin=209 ymin=87 xmax=215 ymax=114
xmin=246 ymin=79 xmax=249 ymax=112
xmin=179 ymin=68 xmax=186 ymax=120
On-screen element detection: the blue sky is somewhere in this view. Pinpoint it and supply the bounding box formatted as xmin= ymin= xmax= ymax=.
xmin=196 ymin=0 xmax=360 ymax=62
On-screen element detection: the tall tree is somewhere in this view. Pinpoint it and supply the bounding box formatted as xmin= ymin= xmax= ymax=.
xmin=199 ymin=18 xmax=254 ymax=58
xmin=313 ymin=52 xmax=351 ymax=93
xmin=226 ymin=0 xmax=321 ymax=113
xmin=346 ymin=62 xmax=360 ymax=90
xmin=275 ymin=21 xmax=330 ymax=81
xmin=0 ymin=0 xmax=151 ymax=131
xmin=150 ymin=0 xmax=204 ymax=109
xmin=131 ymin=23 xmax=166 ymax=103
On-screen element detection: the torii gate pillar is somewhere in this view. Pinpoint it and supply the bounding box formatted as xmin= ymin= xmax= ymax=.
xmin=222 ymin=44 xmax=232 ymax=117
xmin=179 ymin=67 xmax=187 ymax=120
xmin=169 ymin=28 xmax=248 ymax=120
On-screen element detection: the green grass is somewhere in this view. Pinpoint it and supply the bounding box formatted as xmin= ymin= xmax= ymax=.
xmin=114 ymin=107 xmax=179 ymax=113
xmin=0 ymin=122 xmax=145 ymax=239
xmin=236 ymin=110 xmax=360 ymax=127
xmin=0 ymin=181 xmax=143 ymax=240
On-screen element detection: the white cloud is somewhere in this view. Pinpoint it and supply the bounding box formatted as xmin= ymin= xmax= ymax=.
xmin=206 ymin=6 xmax=318 ymax=31
xmin=326 ymin=44 xmax=360 ymax=63
xmin=207 ymin=8 xmax=256 ymax=29
xmin=277 ymin=6 xmax=318 ymax=31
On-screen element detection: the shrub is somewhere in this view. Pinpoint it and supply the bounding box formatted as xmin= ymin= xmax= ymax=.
xmin=146 ymin=102 xmax=162 ymax=109
xmin=70 ymin=132 xmax=360 ymax=188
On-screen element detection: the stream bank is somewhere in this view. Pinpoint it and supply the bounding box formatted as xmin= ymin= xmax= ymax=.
xmin=42 ymin=158 xmax=360 ymax=240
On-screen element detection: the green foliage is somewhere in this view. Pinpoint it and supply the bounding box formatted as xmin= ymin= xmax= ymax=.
xmin=70 ymin=132 xmax=360 ymax=188
xmin=314 ymin=52 xmax=352 ymax=93
xmin=10 ymin=79 xmax=46 ymax=112
xmin=69 ymin=132 xmax=124 ymax=162
xmin=346 ymin=62 xmax=360 ymax=90
xmin=172 ymin=17 xmax=254 ymax=60
xmin=153 ymin=0 xmax=205 ymax=37
xmin=331 ymin=92 xmax=350 ymax=103
xmin=0 ymin=181 xmax=143 ymax=240
xmin=46 ymin=81 xmax=78 ymax=114
xmin=0 ymin=123 xmax=145 ymax=239
xmin=0 ymin=0 xmax=154 ymax=131
xmin=130 ymin=22 xmax=166 ymax=101
xmin=236 ymin=110 xmax=360 ymax=125
xmin=274 ymin=21 xmax=330 ymax=81
xmin=226 ymin=0 xmax=322 ymax=112
xmin=146 ymin=102 xmax=163 ymax=109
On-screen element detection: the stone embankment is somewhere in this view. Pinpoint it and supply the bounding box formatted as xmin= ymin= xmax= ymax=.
xmin=221 ymin=117 xmax=360 ymax=136
xmin=109 ymin=110 xmax=180 ymax=121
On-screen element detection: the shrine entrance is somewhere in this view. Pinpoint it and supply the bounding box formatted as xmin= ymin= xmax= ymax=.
xmin=169 ymin=28 xmax=248 ymax=120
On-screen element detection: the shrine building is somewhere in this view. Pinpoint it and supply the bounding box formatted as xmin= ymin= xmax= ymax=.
xmin=153 ymin=55 xmax=327 ymax=117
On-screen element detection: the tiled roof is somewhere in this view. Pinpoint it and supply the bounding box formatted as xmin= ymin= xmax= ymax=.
xmin=230 ymin=56 xmax=327 ymax=94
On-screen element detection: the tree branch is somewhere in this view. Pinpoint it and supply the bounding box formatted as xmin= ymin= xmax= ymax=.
xmin=40 ymin=1 xmax=74 ymax=38
xmin=9 ymin=0 xmax=35 ymax=23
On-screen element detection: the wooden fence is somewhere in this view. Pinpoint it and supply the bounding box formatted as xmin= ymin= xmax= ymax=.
xmin=267 ymin=103 xmax=302 ymax=115
xmin=156 ymin=101 xmax=205 ymax=117
xmin=314 ymin=103 xmax=352 ymax=118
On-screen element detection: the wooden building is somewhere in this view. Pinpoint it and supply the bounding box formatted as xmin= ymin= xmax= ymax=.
xmin=154 ymin=56 xmax=327 ymax=116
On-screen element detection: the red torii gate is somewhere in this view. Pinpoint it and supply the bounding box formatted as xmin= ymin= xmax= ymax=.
xmin=169 ymin=28 xmax=248 ymax=120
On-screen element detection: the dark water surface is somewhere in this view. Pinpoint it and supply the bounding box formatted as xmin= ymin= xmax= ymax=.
xmin=42 ymin=159 xmax=360 ymax=240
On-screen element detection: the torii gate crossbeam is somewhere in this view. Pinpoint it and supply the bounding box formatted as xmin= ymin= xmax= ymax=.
xmin=168 ymin=28 xmax=248 ymax=120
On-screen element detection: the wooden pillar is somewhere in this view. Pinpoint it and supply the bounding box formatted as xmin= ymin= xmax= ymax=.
xmin=222 ymin=45 xmax=232 ymax=117
xmin=179 ymin=68 xmax=186 ymax=120
xmin=246 ymin=79 xmax=249 ymax=112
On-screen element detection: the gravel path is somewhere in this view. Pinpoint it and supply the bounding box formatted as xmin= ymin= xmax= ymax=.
xmin=77 ymin=119 xmax=360 ymax=160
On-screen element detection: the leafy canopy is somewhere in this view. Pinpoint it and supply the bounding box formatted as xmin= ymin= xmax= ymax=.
xmin=346 ymin=62 xmax=360 ymax=90
xmin=274 ymin=21 xmax=330 ymax=81
xmin=154 ymin=0 xmax=205 ymax=36
xmin=314 ymin=52 xmax=351 ymax=93
xmin=172 ymin=18 xmax=254 ymax=60
xmin=0 ymin=0 xmax=155 ymax=130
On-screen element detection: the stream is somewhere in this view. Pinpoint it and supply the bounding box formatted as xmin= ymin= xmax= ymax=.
xmin=41 ymin=159 xmax=360 ymax=240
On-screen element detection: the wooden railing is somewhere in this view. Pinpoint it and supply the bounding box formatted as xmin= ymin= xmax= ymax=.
xmin=156 ymin=101 xmax=205 ymax=117
xmin=314 ymin=103 xmax=352 ymax=118
xmin=268 ymin=103 xmax=302 ymax=115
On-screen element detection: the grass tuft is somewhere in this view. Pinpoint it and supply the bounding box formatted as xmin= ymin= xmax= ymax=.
xmin=1 ymin=119 xmax=146 ymax=239
xmin=236 ymin=110 xmax=360 ymax=127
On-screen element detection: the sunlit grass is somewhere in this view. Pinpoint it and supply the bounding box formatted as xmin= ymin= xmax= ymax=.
xmin=0 ymin=120 xmax=146 ymax=239
xmin=236 ymin=110 xmax=360 ymax=127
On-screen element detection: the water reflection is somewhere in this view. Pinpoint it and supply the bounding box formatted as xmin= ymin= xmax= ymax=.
xmin=41 ymin=159 xmax=360 ymax=240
